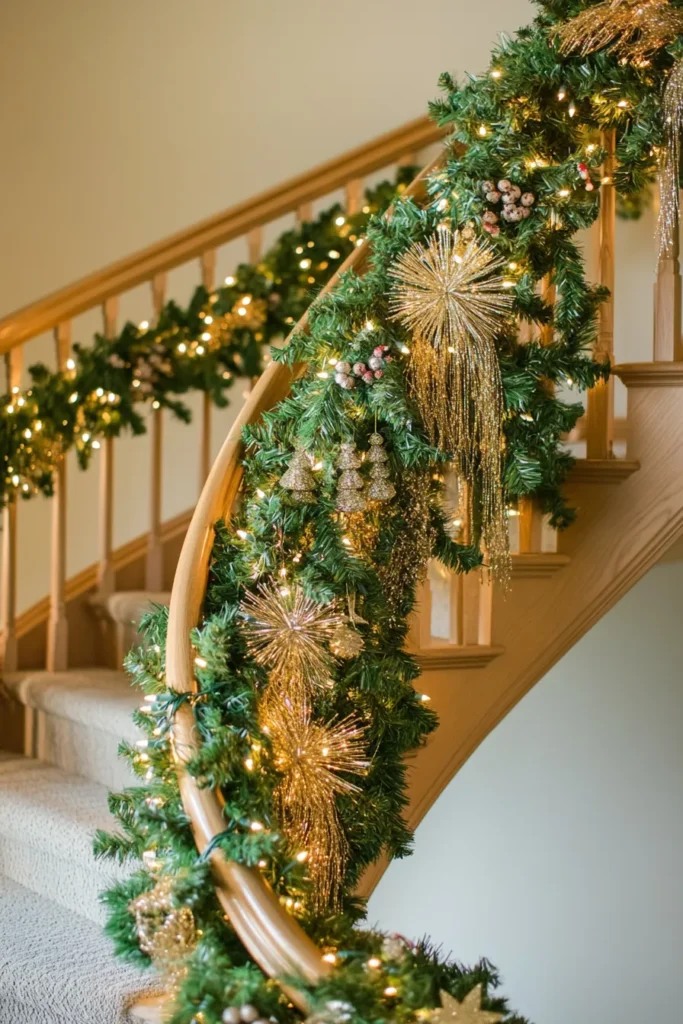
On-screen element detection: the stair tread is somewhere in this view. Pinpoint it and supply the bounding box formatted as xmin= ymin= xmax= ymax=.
xmin=106 ymin=591 xmax=171 ymax=625
xmin=0 ymin=754 xmax=123 ymax=863
xmin=4 ymin=668 xmax=140 ymax=742
xmin=0 ymin=874 xmax=160 ymax=1023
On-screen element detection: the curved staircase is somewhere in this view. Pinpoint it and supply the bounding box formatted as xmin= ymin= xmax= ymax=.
xmin=1 ymin=111 xmax=682 ymax=1022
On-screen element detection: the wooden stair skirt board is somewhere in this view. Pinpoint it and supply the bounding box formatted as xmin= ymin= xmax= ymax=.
xmin=359 ymin=366 xmax=683 ymax=903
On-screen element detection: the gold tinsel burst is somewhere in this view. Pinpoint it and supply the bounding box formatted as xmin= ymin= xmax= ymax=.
xmin=429 ymin=988 xmax=504 ymax=1024
xmin=265 ymin=705 xmax=369 ymax=910
xmin=239 ymin=583 xmax=343 ymax=706
xmin=657 ymin=58 xmax=683 ymax=264
xmin=553 ymin=0 xmax=683 ymax=61
xmin=389 ymin=226 xmax=511 ymax=573
xmin=129 ymin=878 xmax=196 ymax=987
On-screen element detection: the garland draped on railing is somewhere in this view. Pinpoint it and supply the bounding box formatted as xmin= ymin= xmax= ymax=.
xmin=94 ymin=1 xmax=680 ymax=1019
xmin=0 ymin=171 xmax=417 ymax=509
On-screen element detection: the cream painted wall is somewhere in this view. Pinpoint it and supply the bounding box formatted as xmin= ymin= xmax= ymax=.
xmin=0 ymin=0 xmax=660 ymax=613
xmin=369 ymin=559 xmax=683 ymax=1024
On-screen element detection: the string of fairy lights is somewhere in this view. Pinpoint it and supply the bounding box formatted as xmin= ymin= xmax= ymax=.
xmin=0 ymin=170 xmax=416 ymax=509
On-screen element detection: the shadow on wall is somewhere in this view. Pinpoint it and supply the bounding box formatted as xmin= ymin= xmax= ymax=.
xmin=368 ymin=556 xmax=683 ymax=1024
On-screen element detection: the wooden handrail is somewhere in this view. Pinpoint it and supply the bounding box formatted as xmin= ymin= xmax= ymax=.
xmin=166 ymin=154 xmax=444 ymax=1005
xmin=0 ymin=116 xmax=443 ymax=352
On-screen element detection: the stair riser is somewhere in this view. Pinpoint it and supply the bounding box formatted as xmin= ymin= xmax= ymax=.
xmin=33 ymin=710 xmax=133 ymax=791
xmin=0 ymin=835 xmax=112 ymax=924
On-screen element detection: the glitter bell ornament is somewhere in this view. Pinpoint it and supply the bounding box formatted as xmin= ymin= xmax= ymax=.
xmin=280 ymin=447 xmax=317 ymax=504
xmin=335 ymin=442 xmax=366 ymax=513
xmin=366 ymin=433 xmax=395 ymax=502
xmin=330 ymin=619 xmax=364 ymax=658
xmin=129 ymin=877 xmax=196 ymax=986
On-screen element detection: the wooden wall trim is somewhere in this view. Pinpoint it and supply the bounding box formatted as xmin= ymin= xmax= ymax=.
xmin=0 ymin=117 xmax=443 ymax=352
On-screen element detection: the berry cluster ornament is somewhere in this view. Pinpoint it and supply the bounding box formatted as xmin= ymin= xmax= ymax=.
xmin=577 ymin=162 xmax=595 ymax=192
xmin=335 ymin=442 xmax=366 ymax=512
xmin=222 ymin=1005 xmax=269 ymax=1024
xmin=480 ymin=179 xmax=535 ymax=235
xmin=334 ymin=345 xmax=391 ymax=389
xmin=366 ymin=432 xmax=395 ymax=502
xmin=279 ymin=447 xmax=317 ymax=504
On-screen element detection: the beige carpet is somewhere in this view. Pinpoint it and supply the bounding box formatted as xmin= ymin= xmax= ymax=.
xmin=0 ymin=876 xmax=159 ymax=1023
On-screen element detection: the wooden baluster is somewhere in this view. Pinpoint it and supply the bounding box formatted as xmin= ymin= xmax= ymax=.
xmin=248 ymin=228 xmax=263 ymax=265
xmin=518 ymin=497 xmax=544 ymax=554
xmin=296 ymin=202 xmax=313 ymax=225
xmin=586 ymin=128 xmax=616 ymax=458
xmin=345 ymin=178 xmax=364 ymax=216
xmin=198 ymin=251 xmax=217 ymax=492
xmin=408 ymin=577 xmax=433 ymax=650
xmin=145 ymin=273 xmax=167 ymax=591
xmin=46 ymin=323 xmax=71 ymax=670
xmin=1 ymin=349 xmax=23 ymax=674
xmin=397 ymin=151 xmax=419 ymax=168
xmin=654 ymin=188 xmax=683 ymax=361
xmin=447 ymin=479 xmax=492 ymax=646
xmin=97 ymin=297 xmax=118 ymax=597
xmin=450 ymin=569 xmax=492 ymax=646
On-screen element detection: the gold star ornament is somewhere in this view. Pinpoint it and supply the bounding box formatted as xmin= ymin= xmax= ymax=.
xmin=430 ymin=987 xmax=504 ymax=1024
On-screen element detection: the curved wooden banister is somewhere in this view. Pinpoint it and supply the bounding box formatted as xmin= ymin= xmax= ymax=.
xmin=0 ymin=116 xmax=443 ymax=352
xmin=166 ymin=153 xmax=445 ymax=1004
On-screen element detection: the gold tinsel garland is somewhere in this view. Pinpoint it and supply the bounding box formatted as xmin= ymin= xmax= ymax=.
xmin=378 ymin=470 xmax=437 ymax=613
xmin=389 ymin=226 xmax=512 ymax=573
xmin=553 ymin=0 xmax=683 ymax=62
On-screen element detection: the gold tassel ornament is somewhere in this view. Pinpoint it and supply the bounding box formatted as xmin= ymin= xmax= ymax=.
xmin=265 ymin=704 xmax=369 ymax=911
xmin=553 ymin=0 xmax=683 ymax=62
xmin=389 ymin=225 xmax=512 ymax=572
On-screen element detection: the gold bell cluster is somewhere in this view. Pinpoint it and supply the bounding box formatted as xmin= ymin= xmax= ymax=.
xmin=335 ymin=434 xmax=395 ymax=512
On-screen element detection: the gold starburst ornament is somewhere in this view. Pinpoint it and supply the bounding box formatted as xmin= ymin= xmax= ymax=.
xmin=553 ymin=0 xmax=683 ymax=62
xmin=430 ymin=987 xmax=504 ymax=1024
xmin=389 ymin=225 xmax=512 ymax=573
xmin=239 ymin=583 xmax=343 ymax=707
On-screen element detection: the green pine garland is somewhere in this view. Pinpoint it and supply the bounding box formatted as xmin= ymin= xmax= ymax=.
xmin=0 ymin=171 xmax=415 ymax=509
xmin=96 ymin=1 xmax=677 ymax=1022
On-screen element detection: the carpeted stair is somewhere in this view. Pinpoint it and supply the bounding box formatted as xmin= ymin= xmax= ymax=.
xmin=0 ymin=670 xmax=165 ymax=1022
xmin=0 ymin=876 xmax=162 ymax=1024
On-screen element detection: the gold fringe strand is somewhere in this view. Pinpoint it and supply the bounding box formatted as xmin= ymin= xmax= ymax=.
xmin=389 ymin=226 xmax=512 ymax=573
xmin=264 ymin=704 xmax=369 ymax=911
xmin=658 ymin=58 xmax=683 ymax=264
